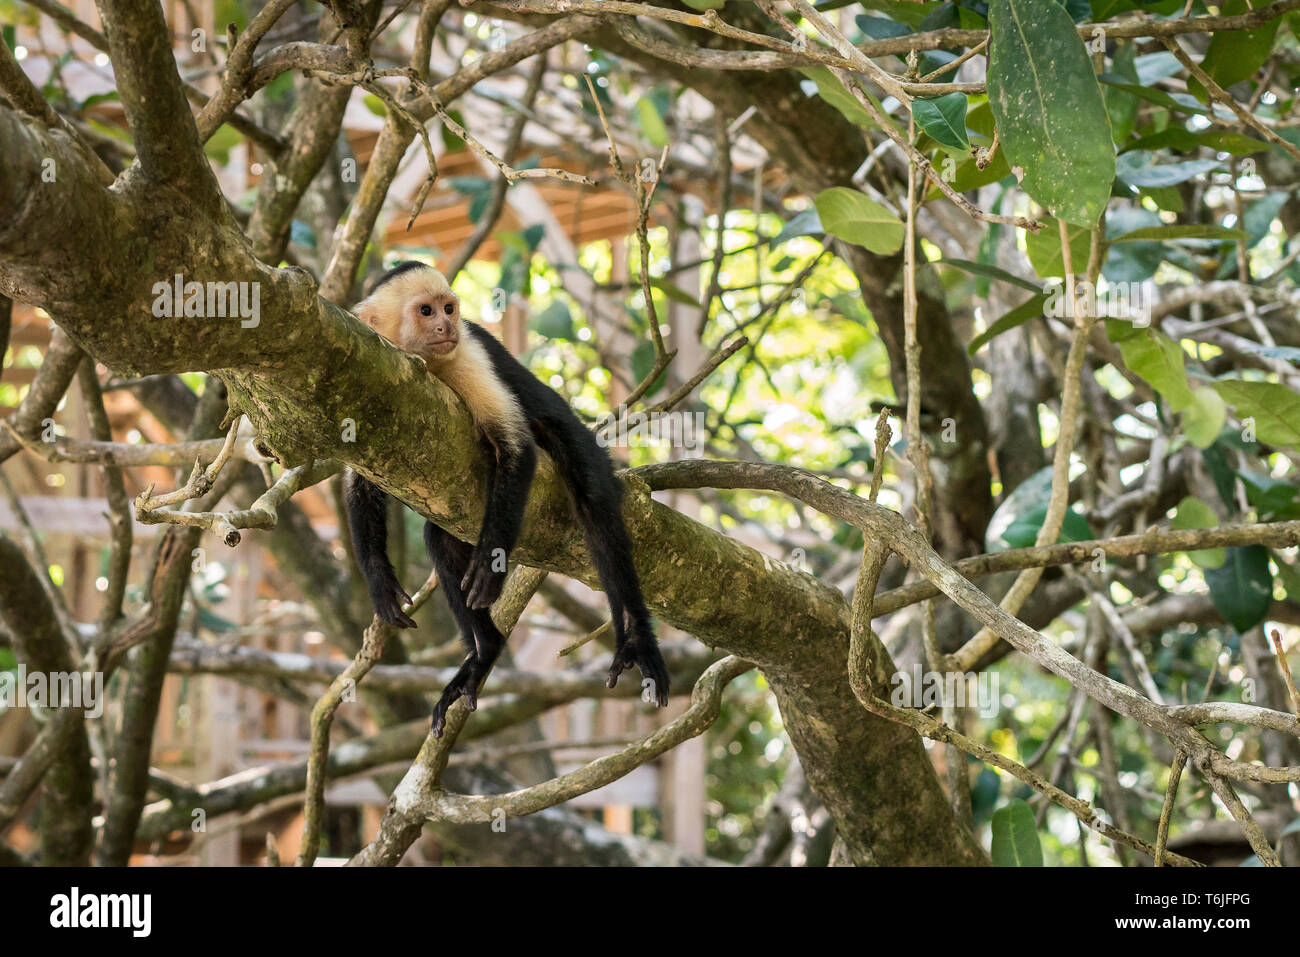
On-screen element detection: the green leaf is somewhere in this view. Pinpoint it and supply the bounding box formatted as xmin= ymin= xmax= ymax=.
xmin=681 ymin=0 xmax=725 ymax=9
xmin=1187 ymin=0 xmax=1280 ymax=103
xmin=440 ymin=109 xmax=467 ymax=152
xmin=913 ymin=93 xmax=970 ymax=150
xmin=1111 ymin=224 xmax=1248 ymax=244
xmin=651 ymin=278 xmax=701 ymax=307
xmin=855 ymin=14 xmax=913 ymax=39
xmin=635 ymin=96 xmax=670 ymax=149
xmin=1239 ymin=469 xmax=1300 ymax=518
xmin=987 ymin=0 xmax=1115 ymax=225
xmin=1212 ymin=380 xmax=1300 ymax=448
xmin=968 ymin=293 xmax=1048 ymax=355
xmin=1122 ymin=128 xmax=1268 ymax=156
xmin=1115 ymin=328 xmax=1194 ymax=412
xmin=1105 ymin=41 xmax=1139 ymax=145
xmin=991 ymin=800 xmax=1044 ymax=866
xmin=800 ymin=67 xmax=877 ymax=129
xmin=937 ymin=258 xmax=1040 ymax=293
xmin=202 ymin=123 xmax=244 ymax=166
xmin=1097 ymin=78 xmax=1210 ymax=116
xmin=1243 ymin=191 xmax=1288 ymax=248
xmin=1116 ymin=154 xmax=1221 ymax=188
xmin=1271 ymin=551 xmax=1300 ymax=601
xmin=771 ymin=208 xmax=823 ymax=247
xmin=1001 ymin=504 xmax=1093 ymax=548
xmin=1205 ymin=546 xmax=1273 ymax=633
xmin=1024 ymin=218 xmax=1091 ymax=279
xmin=362 ymin=94 xmax=388 ymax=118
xmin=1171 ymin=495 xmax=1226 ymax=569
xmin=629 ymin=338 xmax=668 ymax=395
xmin=1181 ymin=386 xmax=1227 ymax=450
xmin=814 ymin=188 xmax=904 ymax=254
xmin=530 ymin=300 xmax=574 ymax=340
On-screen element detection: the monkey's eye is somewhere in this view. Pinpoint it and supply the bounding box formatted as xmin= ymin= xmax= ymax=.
xmin=443 ymin=303 xmax=455 ymax=315
xmin=419 ymin=304 xmax=432 ymax=317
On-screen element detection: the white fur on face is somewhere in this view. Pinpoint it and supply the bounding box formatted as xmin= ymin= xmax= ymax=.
xmin=353 ymin=265 xmax=527 ymax=451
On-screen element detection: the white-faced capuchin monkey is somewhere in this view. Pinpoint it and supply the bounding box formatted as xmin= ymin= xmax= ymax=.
xmin=344 ymin=261 xmax=670 ymax=735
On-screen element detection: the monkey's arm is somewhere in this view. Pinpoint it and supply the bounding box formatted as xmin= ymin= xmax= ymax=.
xmin=344 ymin=469 xmax=417 ymax=628
xmin=461 ymin=432 xmax=537 ymax=609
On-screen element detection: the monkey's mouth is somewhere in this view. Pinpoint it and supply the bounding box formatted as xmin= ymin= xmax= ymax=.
xmin=426 ymin=338 xmax=458 ymax=356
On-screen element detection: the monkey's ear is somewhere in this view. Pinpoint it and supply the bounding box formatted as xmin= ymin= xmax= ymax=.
xmin=354 ymin=299 xmax=379 ymax=328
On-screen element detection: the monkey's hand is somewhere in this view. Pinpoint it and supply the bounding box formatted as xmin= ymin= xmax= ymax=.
xmin=431 ymin=655 xmax=489 ymax=737
xmin=368 ymin=573 xmax=417 ymax=629
xmin=607 ymin=639 xmax=670 ymax=707
xmin=461 ymin=545 xmax=506 ymax=610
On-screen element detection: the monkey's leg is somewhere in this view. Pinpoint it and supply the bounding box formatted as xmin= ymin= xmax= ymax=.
xmin=577 ymin=495 xmax=670 ymax=706
xmin=461 ymin=435 xmax=537 ymax=610
xmin=541 ymin=430 xmax=669 ymax=706
xmin=344 ymin=471 xmax=416 ymax=628
xmin=425 ymin=521 xmax=506 ymax=736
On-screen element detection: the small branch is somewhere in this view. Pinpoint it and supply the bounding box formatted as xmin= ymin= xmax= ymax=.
xmin=298 ymin=569 xmax=439 ymax=867
xmin=1154 ymin=749 xmax=1187 ymax=867
xmin=1270 ymin=628 xmax=1300 ymax=718
xmin=1199 ymin=763 xmax=1282 ymax=866
xmin=1163 ymin=37 xmax=1300 ymax=165
xmin=135 ymin=456 xmax=340 ymax=547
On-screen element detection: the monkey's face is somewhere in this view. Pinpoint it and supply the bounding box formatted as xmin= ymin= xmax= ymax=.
xmin=402 ymin=288 xmax=461 ymax=360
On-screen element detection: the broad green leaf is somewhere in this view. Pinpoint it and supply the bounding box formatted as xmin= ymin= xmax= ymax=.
xmin=1134 ymin=50 xmax=1182 ymax=86
xmin=628 ymin=338 xmax=668 ymax=395
xmin=440 ymin=109 xmax=467 ymax=152
xmin=814 ymin=188 xmax=904 ymax=254
xmin=1105 ymin=42 xmax=1139 ymax=145
xmin=1001 ymin=504 xmax=1093 ymax=548
xmin=529 ymin=300 xmax=573 ymax=340
xmin=1024 ymin=218 xmax=1091 ymax=279
xmin=1181 ymin=386 xmax=1227 ymax=450
xmin=202 ymin=124 xmax=244 ymax=166
xmin=1111 ymin=224 xmax=1248 ymax=244
xmin=635 ymin=97 xmax=670 ymax=149
xmin=772 ymin=208 xmax=823 ymax=247
xmin=991 ymin=800 xmax=1044 ymax=866
xmin=1116 ymin=328 xmax=1194 ymax=412
xmin=913 ymin=93 xmax=970 ymax=150
xmin=1273 ymin=553 xmax=1300 ymax=602
xmin=855 ymin=14 xmax=913 ymax=39
xmin=1239 ymin=470 xmax=1300 ymax=518
xmin=651 ymin=278 xmax=701 ymax=307
xmin=987 ymin=0 xmax=1115 ymax=225
xmin=1097 ymin=78 xmax=1210 ymax=116
xmin=1187 ymin=0 xmax=1280 ymax=103
xmin=1205 ymin=546 xmax=1273 ymax=633
xmin=800 ymin=67 xmax=876 ymax=129
xmin=681 ymin=0 xmax=725 ymax=9
xmin=937 ymin=258 xmax=1040 ymax=293
xmin=1212 ymin=380 xmax=1300 ymax=448
xmin=985 ymin=465 xmax=1088 ymax=552
xmin=1243 ymin=191 xmax=1288 ymax=248
xmin=1116 ymin=154 xmax=1221 ymax=188
xmin=1171 ymin=495 xmax=1226 ymax=569
xmin=968 ymin=293 xmax=1047 ymax=355
xmin=1122 ymin=128 xmax=1268 ymax=156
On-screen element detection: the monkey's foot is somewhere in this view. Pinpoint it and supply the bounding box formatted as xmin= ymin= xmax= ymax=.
xmin=431 ymin=657 xmax=488 ymax=737
xmin=607 ymin=640 xmax=670 ymax=707
xmin=371 ymin=575 xmax=417 ymax=629
xmin=461 ymin=548 xmax=505 ymax=610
